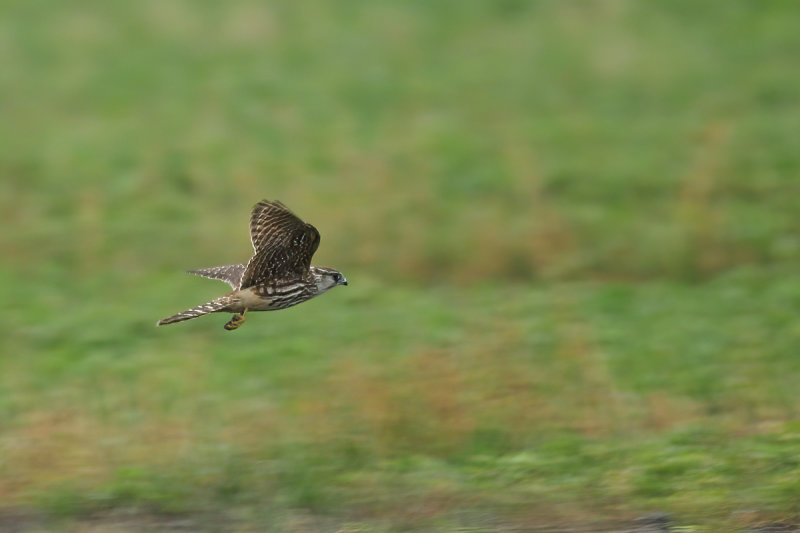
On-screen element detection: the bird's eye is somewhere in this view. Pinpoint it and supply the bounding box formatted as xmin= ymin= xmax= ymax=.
xmin=334 ymin=273 xmax=341 ymax=281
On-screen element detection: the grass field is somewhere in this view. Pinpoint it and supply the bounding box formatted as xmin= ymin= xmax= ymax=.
xmin=1 ymin=1 xmax=799 ymax=531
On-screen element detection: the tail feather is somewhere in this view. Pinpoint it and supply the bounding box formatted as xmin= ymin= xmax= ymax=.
xmin=157 ymin=296 xmax=233 ymax=326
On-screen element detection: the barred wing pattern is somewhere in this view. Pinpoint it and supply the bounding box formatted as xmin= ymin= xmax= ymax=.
xmin=239 ymin=200 xmax=321 ymax=288
xmin=187 ymin=264 xmax=247 ymax=289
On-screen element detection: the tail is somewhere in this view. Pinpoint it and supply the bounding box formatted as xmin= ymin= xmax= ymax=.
xmin=157 ymin=296 xmax=233 ymax=326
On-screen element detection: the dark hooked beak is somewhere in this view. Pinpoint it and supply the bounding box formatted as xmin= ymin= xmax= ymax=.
xmin=340 ymin=277 xmax=348 ymax=286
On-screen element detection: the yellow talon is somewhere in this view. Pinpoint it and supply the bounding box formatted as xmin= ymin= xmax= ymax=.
xmin=224 ymin=309 xmax=247 ymax=330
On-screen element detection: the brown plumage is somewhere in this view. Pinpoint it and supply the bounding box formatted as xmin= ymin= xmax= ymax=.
xmin=240 ymin=200 xmax=321 ymax=287
xmin=157 ymin=200 xmax=347 ymax=330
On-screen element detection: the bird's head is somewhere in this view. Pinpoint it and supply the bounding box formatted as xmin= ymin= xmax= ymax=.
xmin=310 ymin=266 xmax=348 ymax=293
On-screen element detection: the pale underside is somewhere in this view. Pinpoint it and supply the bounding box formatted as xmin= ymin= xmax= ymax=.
xmin=157 ymin=200 xmax=328 ymax=327
xmin=189 ymin=200 xmax=321 ymax=312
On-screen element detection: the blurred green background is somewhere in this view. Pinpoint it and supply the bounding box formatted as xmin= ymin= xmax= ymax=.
xmin=1 ymin=1 xmax=799 ymax=531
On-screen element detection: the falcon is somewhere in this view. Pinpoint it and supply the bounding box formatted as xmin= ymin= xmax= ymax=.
xmin=157 ymin=200 xmax=347 ymax=330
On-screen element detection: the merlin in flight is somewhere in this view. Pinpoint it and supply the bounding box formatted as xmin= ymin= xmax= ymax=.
xmin=158 ymin=200 xmax=347 ymax=331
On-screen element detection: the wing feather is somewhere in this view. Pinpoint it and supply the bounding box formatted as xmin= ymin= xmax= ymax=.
xmin=187 ymin=264 xmax=247 ymax=289
xmin=239 ymin=200 xmax=320 ymax=288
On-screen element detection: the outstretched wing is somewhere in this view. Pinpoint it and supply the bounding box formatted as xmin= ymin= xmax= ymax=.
xmin=239 ymin=200 xmax=320 ymax=288
xmin=187 ymin=263 xmax=247 ymax=289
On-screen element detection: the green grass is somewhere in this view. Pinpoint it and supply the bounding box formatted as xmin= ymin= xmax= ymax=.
xmin=2 ymin=274 xmax=799 ymax=530
xmin=1 ymin=1 xmax=799 ymax=531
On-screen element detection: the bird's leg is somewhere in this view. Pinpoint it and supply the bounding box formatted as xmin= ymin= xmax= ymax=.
xmin=224 ymin=308 xmax=247 ymax=331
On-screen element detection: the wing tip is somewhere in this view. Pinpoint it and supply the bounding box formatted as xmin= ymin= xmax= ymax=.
xmin=254 ymin=199 xmax=289 ymax=212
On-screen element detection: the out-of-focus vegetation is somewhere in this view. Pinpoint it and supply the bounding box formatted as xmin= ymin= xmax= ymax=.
xmin=0 ymin=1 xmax=798 ymax=531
